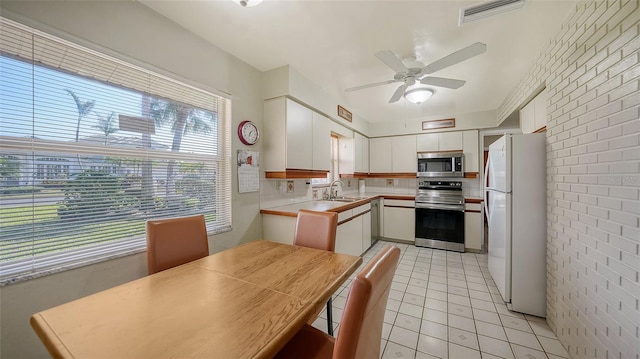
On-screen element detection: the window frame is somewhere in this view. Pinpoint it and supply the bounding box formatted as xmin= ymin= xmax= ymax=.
xmin=0 ymin=17 xmax=232 ymax=284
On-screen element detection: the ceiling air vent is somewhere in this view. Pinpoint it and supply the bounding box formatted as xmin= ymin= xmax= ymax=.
xmin=459 ymin=0 xmax=526 ymax=25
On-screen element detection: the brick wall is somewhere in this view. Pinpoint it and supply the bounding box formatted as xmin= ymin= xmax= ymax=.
xmin=497 ymin=1 xmax=639 ymax=358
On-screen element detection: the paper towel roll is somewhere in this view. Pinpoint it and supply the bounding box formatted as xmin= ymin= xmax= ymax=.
xmin=358 ymin=179 xmax=365 ymax=195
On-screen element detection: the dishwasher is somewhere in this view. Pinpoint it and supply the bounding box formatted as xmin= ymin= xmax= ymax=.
xmin=370 ymin=199 xmax=380 ymax=246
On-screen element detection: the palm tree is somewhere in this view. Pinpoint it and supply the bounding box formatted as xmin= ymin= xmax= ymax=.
xmin=65 ymin=89 xmax=95 ymax=142
xmin=93 ymin=111 xmax=119 ymax=145
xmin=65 ymin=89 xmax=96 ymax=172
xmin=150 ymin=99 xmax=213 ymax=195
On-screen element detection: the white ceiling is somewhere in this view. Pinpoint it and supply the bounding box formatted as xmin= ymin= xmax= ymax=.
xmin=139 ymin=0 xmax=578 ymax=125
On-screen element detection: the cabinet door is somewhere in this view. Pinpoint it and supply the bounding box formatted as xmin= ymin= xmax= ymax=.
xmin=369 ymin=137 xmax=393 ymax=173
xmin=336 ymin=216 xmax=363 ymax=256
xmin=363 ymin=137 xmax=369 ymax=173
xmin=338 ymin=137 xmax=355 ymax=175
xmin=520 ymin=99 xmax=536 ymax=134
xmin=462 ymin=130 xmax=479 ymax=173
xmin=534 ymin=88 xmax=548 ymax=131
xmin=438 ymin=132 xmax=463 ymax=151
xmin=263 ymin=98 xmax=286 ymax=172
xmin=383 ymin=205 xmax=415 ymax=241
xmin=391 ymin=135 xmax=417 ymax=173
xmin=355 ymin=133 xmax=369 ymax=173
xmin=464 ymin=205 xmax=483 ymax=251
xmin=286 ymin=99 xmax=313 ymax=170
xmin=262 ymin=214 xmax=296 ymax=245
xmin=361 ymin=211 xmax=371 ymax=252
xmin=416 ymin=133 xmax=439 ymax=152
xmin=312 ymin=112 xmax=331 ymax=171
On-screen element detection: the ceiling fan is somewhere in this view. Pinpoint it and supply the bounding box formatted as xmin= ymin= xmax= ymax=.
xmin=345 ymin=42 xmax=487 ymax=103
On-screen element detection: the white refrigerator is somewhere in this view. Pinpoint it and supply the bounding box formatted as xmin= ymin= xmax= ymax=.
xmin=484 ymin=133 xmax=547 ymax=317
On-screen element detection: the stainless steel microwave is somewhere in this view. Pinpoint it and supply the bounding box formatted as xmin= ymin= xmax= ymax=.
xmin=417 ymin=152 xmax=464 ymax=178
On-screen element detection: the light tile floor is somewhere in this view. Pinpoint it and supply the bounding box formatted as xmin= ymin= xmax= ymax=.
xmin=312 ymin=240 xmax=570 ymax=359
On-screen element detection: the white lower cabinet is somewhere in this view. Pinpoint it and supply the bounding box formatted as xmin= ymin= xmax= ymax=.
xmin=262 ymin=202 xmax=372 ymax=257
xmin=382 ymin=199 xmax=415 ymax=242
xmin=464 ymin=202 xmax=483 ymax=251
xmin=262 ymin=214 xmax=296 ymax=245
xmin=336 ymin=203 xmax=372 ymax=256
xmin=336 ymin=215 xmax=362 ymax=256
xmin=361 ymin=211 xmax=372 ymax=252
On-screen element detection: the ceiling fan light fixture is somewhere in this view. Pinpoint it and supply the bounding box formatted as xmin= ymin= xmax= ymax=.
xmin=404 ymin=88 xmax=433 ymax=104
xmin=231 ymin=0 xmax=263 ymax=7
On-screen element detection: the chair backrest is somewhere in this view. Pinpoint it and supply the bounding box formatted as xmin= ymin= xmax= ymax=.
xmin=146 ymin=214 xmax=209 ymax=275
xmin=333 ymin=245 xmax=401 ymax=359
xmin=293 ymin=210 xmax=338 ymax=252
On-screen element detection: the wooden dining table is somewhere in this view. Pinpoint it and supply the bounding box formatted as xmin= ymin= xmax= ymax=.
xmin=30 ymin=240 xmax=362 ymax=359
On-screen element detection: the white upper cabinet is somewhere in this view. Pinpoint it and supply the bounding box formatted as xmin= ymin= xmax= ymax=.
xmin=285 ymin=99 xmax=313 ymax=170
xmin=369 ymin=137 xmax=393 ymax=173
xmin=338 ymin=132 xmax=369 ymax=176
xmin=416 ymin=133 xmax=439 ymax=152
xmin=417 ymin=132 xmax=462 ymax=152
xmin=369 ymin=136 xmax=416 ymax=173
xmin=462 ymin=130 xmax=479 ymax=173
xmin=520 ymin=98 xmax=536 ymax=134
xmin=263 ymin=97 xmax=329 ymax=177
xmin=355 ymin=133 xmax=369 ymax=174
xmin=534 ymin=88 xmax=548 ymax=131
xmin=439 ymin=132 xmax=463 ymax=151
xmin=520 ymin=88 xmax=548 ymax=134
xmin=312 ymin=112 xmax=331 ymax=171
xmin=392 ymin=135 xmax=417 ymax=173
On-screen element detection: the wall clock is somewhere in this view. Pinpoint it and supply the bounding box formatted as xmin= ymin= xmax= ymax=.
xmin=237 ymin=120 xmax=259 ymax=145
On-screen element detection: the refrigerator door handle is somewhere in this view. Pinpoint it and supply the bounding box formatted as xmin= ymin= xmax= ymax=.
xmin=484 ymin=156 xmax=491 ymax=220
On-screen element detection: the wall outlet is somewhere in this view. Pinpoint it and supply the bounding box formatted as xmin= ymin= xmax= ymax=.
xmin=286 ymin=180 xmax=294 ymax=193
xmin=386 ymin=179 xmax=394 ymax=186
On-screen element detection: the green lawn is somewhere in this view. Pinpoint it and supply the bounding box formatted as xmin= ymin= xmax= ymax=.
xmin=0 ymin=204 xmax=216 ymax=261
xmin=0 ymin=189 xmax=64 ymax=200
xmin=0 ymin=204 xmax=59 ymax=226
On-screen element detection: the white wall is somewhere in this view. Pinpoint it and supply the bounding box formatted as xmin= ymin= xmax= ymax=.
xmin=263 ymin=65 xmax=371 ymax=135
xmin=497 ymin=1 xmax=639 ymax=357
xmin=0 ymin=1 xmax=264 ymax=358
xmin=368 ymin=109 xmax=499 ymax=137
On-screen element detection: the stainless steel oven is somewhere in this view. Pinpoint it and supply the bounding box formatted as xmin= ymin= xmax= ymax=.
xmin=415 ymin=180 xmax=465 ymax=252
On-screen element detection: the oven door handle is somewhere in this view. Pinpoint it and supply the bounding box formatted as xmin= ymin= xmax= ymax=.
xmin=415 ymin=203 xmax=465 ymax=212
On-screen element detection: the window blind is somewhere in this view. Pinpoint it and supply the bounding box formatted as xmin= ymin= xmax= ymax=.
xmin=0 ymin=17 xmax=232 ymax=283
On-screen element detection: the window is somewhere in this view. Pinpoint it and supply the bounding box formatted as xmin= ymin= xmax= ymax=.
xmin=311 ymin=135 xmax=339 ymax=186
xmin=0 ymin=18 xmax=232 ymax=283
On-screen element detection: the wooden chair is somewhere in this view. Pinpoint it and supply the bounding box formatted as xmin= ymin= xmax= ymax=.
xmin=293 ymin=209 xmax=338 ymax=334
xmin=145 ymin=214 xmax=209 ymax=275
xmin=275 ymin=245 xmax=401 ymax=359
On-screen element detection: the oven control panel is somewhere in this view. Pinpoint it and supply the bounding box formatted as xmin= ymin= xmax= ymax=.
xmin=417 ymin=180 xmax=462 ymax=190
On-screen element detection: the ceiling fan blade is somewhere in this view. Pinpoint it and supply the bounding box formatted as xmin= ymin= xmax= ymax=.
xmin=421 ymin=42 xmax=487 ymax=75
xmin=420 ymin=76 xmax=466 ymax=89
xmin=375 ymin=50 xmax=409 ymax=74
xmin=388 ymin=84 xmax=406 ymax=103
xmin=345 ymin=79 xmax=400 ymax=92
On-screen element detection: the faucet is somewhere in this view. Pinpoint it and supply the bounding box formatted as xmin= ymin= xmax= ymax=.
xmin=329 ymin=179 xmax=344 ymax=200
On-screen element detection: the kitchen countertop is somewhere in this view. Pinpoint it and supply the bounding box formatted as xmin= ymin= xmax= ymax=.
xmin=465 ymin=198 xmax=484 ymax=203
xmin=260 ymin=194 xmax=414 ymax=217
